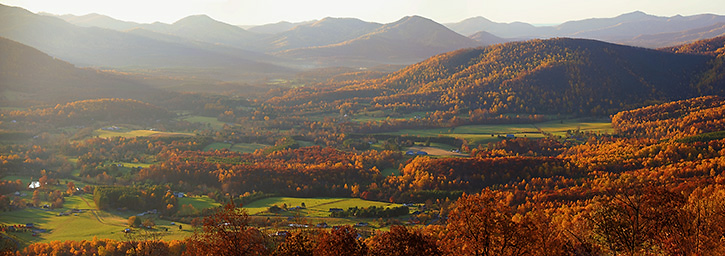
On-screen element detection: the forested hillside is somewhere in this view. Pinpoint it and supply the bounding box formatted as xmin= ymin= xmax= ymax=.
xmin=367 ymin=38 xmax=720 ymax=114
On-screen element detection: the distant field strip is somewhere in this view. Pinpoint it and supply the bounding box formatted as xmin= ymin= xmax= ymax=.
xmin=379 ymin=118 xmax=612 ymax=144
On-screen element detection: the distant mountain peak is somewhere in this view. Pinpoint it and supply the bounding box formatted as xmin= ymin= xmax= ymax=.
xmin=396 ymin=15 xmax=433 ymax=23
xmin=616 ymin=10 xmax=657 ymax=19
xmin=173 ymin=14 xmax=219 ymax=25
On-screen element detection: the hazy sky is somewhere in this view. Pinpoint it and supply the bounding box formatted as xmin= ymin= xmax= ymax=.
xmin=2 ymin=0 xmax=723 ymax=25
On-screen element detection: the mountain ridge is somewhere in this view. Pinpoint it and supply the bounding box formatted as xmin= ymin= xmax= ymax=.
xmin=276 ymin=15 xmax=482 ymax=66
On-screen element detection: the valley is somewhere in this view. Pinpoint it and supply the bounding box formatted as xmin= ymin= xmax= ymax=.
xmin=1 ymin=2 xmax=725 ymax=255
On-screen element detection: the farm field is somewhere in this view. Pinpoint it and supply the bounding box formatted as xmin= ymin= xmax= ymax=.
xmin=181 ymin=115 xmax=226 ymax=130
xmin=177 ymin=196 xmax=220 ymax=210
xmin=381 ymin=118 xmax=612 ymax=145
xmin=0 ymin=193 xmax=198 ymax=246
xmin=94 ymin=127 xmax=194 ymax=138
xmin=242 ymin=197 xmax=407 ymax=218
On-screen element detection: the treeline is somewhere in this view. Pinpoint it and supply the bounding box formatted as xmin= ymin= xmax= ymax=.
xmin=329 ymin=206 xmax=409 ymax=218
xmin=93 ymin=185 xmax=177 ymax=214
xmin=1 ymin=98 xmax=174 ymax=128
xmin=612 ymin=95 xmax=725 ymax=139
xmin=135 ymin=146 xmax=400 ymax=197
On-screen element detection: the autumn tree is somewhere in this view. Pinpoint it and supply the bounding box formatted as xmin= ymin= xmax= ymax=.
xmin=184 ymin=200 xmax=269 ymax=256
xmin=274 ymin=231 xmax=315 ymax=256
xmin=314 ymin=226 xmax=367 ymax=256
xmin=366 ymin=225 xmax=441 ymax=256
xmin=129 ymin=216 xmax=141 ymax=227
xmin=442 ymin=189 xmax=530 ymax=256
xmin=588 ymin=183 xmax=685 ymax=255
xmin=664 ymin=185 xmax=725 ymax=255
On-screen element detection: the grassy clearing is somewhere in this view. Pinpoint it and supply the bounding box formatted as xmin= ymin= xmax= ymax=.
xmin=243 ymin=197 xmax=405 ymax=218
xmin=178 ymin=196 xmax=221 ymax=210
xmin=204 ymin=142 xmax=232 ymax=151
xmin=534 ymin=118 xmax=613 ymax=137
xmin=231 ymin=143 xmax=269 ymax=153
xmin=94 ymin=127 xmax=193 ymax=139
xmin=380 ymin=168 xmax=399 ymax=176
xmin=378 ymin=118 xmax=611 ymax=145
xmin=181 ymin=115 xmax=226 ymax=129
xmin=0 ymin=194 xmax=194 ymax=246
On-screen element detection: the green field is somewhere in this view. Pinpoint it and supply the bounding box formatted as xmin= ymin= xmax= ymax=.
xmin=0 ymin=175 xmax=227 ymax=247
xmin=181 ymin=115 xmax=226 ymax=130
xmin=0 ymin=194 xmax=196 ymax=246
xmin=178 ymin=196 xmax=221 ymax=210
xmin=94 ymin=127 xmax=193 ymax=138
xmin=243 ymin=197 xmax=405 ymax=218
xmin=380 ymin=118 xmax=612 ymax=145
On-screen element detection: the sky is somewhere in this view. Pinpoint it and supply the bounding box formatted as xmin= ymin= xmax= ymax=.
xmin=1 ymin=0 xmax=724 ymax=26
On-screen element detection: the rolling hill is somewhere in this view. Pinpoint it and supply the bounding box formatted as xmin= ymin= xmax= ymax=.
xmin=446 ymin=11 xmax=725 ymax=48
xmin=469 ymin=31 xmax=511 ymax=46
xmin=317 ymin=38 xmax=722 ymax=115
xmin=0 ymin=4 xmax=287 ymax=75
xmin=0 ymin=37 xmax=166 ymax=106
xmin=276 ymin=16 xmax=482 ymax=66
xmin=246 ymin=20 xmax=316 ymax=34
xmin=53 ymin=13 xmax=140 ymax=31
xmin=445 ymin=16 xmax=539 ymax=38
xmin=137 ymin=14 xmax=263 ymax=51
xmin=264 ymin=17 xmax=382 ymax=51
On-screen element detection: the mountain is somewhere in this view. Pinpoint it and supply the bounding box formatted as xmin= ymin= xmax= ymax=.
xmin=332 ymin=38 xmax=721 ymax=115
xmin=54 ymin=13 xmax=140 ymax=31
xmin=0 ymin=37 xmax=165 ymax=106
xmin=551 ymin=11 xmax=659 ymax=37
xmin=246 ymin=20 xmax=316 ymax=34
xmin=445 ymin=16 xmax=539 ymax=38
xmin=0 ymin=4 xmax=288 ymax=77
xmin=137 ymin=14 xmax=263 ymax=50
xmin=277 ymin=16 xmax=482 ymax=67
xmin=264 ymin=17 xmax=382 ymax=51
xmin=566 ymin=13 xmax=725 ymax=42
xmin=623 ymin=22 xmax=725 ymax=48
xmin=469 ymin=31 xmax=510 ymax=46
xmin=448 ymin=12 xmax=725 ymax=48
xmin=660 ymin=35 xmax=725 ymax=56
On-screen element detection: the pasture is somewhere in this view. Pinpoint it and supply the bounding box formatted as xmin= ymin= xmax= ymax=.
xmin=0 ymin=193 xmax=197 ymax=246
xmin=242 ymin=197 xmax=406 ymax=218
xmin=94 ymin=127 xmax=193 ymax=139
xmin=181 ymin=115 xmax=226 ymax=130
xmin=381 ymin=118 xmax=612 ymax=145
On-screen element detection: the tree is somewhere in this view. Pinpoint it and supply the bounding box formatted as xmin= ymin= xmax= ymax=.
xmin=274 ymin=232 xmax=315 ymax=256
xmin=66 ymin=181 xmax=76 ymax=195
xmin=367 ymin=225 xmax=441 ymax=256
xmin=184 ymin=200 xmax=269 ymax=256
xmin=588 ymin=183 xmax=684 ymax=255
xmin=442 ymin=189 xmax=529 ymax=256
xmin=314 ymin=226 xmax=367 ymax=256
xmin=32 ymin=190 xmax=40 ymax=207
xmin=129 ymin=216 xmax=141 ymax=227
xmin=142 ymin=218 xmax=155 ymax=228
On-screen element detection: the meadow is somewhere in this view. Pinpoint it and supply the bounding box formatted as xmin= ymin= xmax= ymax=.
xmin=94 ymin=127 xmax=193 ymax=139
xmin=242 ymin=197 xmax=407 ymax=218
xmin=0 ymin=193 xmax=197 ymax=247
xmin=382 ymin=118 xmax=612 ymax=145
